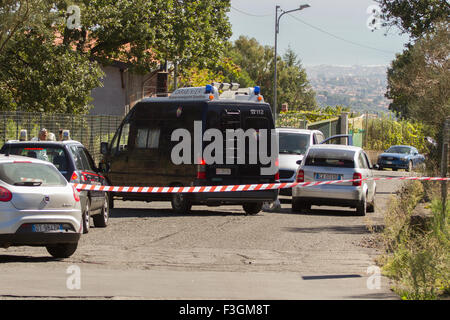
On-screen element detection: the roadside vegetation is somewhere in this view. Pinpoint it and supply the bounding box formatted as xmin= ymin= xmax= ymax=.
xmin=377 ymin=180 xmax=449 ymax=299
xmin=369 ymin=0 xmax=449 ymax=300
xmin=364 ymin=117 xmax=433 ymax=154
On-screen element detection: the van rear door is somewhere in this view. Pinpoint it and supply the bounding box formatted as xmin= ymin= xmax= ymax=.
xmin=205 ymin=103 xmax=275 ymax=185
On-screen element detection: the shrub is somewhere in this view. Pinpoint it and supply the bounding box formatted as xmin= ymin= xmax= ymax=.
xmin=380 ymin=180 xmax=449 ymax=300
xmin=365 ymin=116 xmax=431 ymax=154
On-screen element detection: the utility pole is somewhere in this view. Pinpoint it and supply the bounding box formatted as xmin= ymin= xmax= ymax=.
xmin=273 ymin=4 xmax=310 ymax=125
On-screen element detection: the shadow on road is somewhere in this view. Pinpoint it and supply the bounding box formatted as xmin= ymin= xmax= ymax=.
xmin=345 ymin=292 xmax=398 ymax=300
xmin=268 ymin=207 xmax=360 ymax=217
xmin=110 ymin=208 xmax=250 ymax=218
xmin=284 ymin=224 xmax=384 ymax=234
xmin=0 ymin=254 xmax=55 ymax=263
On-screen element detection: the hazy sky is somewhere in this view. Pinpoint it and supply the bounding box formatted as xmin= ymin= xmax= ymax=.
xmin=228 ymin=0 xmax=411 ymax=66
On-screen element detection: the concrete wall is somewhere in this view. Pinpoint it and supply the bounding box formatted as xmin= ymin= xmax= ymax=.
xmin=90 ymin=65 xmax=127 ymax=116
xmin=89 ymin=65 xmax=160 ymax=116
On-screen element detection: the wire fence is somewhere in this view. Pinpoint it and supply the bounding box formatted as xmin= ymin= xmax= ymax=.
xmin=276 ymin=113 xmax=341 ymax=138
xmin=0 ymin=111 xmax=123 ymax=162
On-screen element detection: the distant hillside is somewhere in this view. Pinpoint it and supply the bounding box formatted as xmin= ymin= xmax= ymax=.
xmin=305 ymin=65 xmax=391 ymax=114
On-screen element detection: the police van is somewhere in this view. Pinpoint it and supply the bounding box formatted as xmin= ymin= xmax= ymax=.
xmin=100 ymin=83 xmax=278 ymax=215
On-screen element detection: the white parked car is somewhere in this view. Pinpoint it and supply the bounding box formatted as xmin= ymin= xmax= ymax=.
xmin=277 ymin=128 xmax=353 ymax=197
xmin=0 ymin=154 xmax=82 ymax=258
xmin=277 ymin=128 xmax=326 ymax=196
xmin=292 ymin=144 xmax=376 ymax=216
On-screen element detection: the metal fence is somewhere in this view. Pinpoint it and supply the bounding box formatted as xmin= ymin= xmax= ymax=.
xmin=277 ymin=113 xmax=341 ymax=138
xmin=307 ymin=117 xmax=340 ymax=138
xmin=0 ymin=111 xmax=123 ymax=162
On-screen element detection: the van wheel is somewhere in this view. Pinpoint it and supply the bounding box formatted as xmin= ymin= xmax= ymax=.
xmin=93 ymin=194 xmax=109 ymax=228
xmin=46 ymin=243 xmax=78 ymax=259
xmin=243 ymin=202 xmax=263 ymax=215
xmin=171 ymin=193 xmax=191 ymax=214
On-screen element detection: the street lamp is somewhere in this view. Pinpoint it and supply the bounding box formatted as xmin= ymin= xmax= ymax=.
xmin=273 ymin=4 xmax=310 ymax=124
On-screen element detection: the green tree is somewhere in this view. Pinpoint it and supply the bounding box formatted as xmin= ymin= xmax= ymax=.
xmin=386 ymin=22 xmax=449 ymax=130
xmin=277 ymin=47 xmax=317 ymax=111
xmin=223 ymin=36 xmax=316 ymax=111
xmin=0 ymin=0 xmax=232 ymax=113
xmin=61 ymin=0 xmax=231 ymax=73
xmin=376 ymin=0 xmax=450 ymax=39
xmin=0 ymin=1 xmax=103 ymax=113
xmin=379 ymin=0 xmax=449 ymax=153
xmin=0 ymin=30 xmax=103 ymax=113
xmin=0 ymin=0 xmax=50 ymax=53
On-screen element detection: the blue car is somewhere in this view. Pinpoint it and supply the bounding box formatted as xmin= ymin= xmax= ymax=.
xmin=377 ymin=145 xmax=425 ymax=172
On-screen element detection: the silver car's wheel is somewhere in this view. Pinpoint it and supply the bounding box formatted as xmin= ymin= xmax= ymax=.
xmin=93 ymin=194 xmax=109 ymax=228
xmin=356 ymin=195 xmax=367 ymax=216
xmin=46 ymin=243 xmax=78 ymax=259
xmin=82 ymin=199 xmax=90 ymax=234
xmin=367 ymin=192 xmax=375 ymax=213
xmin=292 ymin=198 xmax=310 ymax=213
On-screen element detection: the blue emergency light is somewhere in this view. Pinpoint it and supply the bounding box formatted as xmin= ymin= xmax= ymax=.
xmin=254 ymin=86 xmax=261 ymax=95
xmin=205 ymin=84 xmax=213 ymax=94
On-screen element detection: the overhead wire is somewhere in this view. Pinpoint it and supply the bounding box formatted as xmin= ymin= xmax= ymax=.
xmin=231 ymin=6 xmax=272 ymax=17
xmin=285 ymin=13 xmax=396 ymax=55
xmin=230 ymin=5 xmax=397 ymax=56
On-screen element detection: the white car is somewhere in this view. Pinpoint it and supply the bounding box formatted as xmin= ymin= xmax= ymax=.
xmin=277 ymin=128 xmax=326 ymax=196
xmin=0 ymin=154 xmax=82 ymax=258
xmin=292 ymin=144 xmax=376 ymax=216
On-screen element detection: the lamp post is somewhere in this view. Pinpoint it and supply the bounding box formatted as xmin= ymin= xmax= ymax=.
xmin=273 ymin=4 xmax=310 ymax=124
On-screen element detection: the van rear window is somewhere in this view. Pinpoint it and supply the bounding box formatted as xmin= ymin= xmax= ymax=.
xmin=245 ymin=117 xmax=268 ymax=130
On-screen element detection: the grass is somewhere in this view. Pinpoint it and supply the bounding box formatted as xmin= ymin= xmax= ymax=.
xmin=377 ymin=180 xmax=449 ymax=300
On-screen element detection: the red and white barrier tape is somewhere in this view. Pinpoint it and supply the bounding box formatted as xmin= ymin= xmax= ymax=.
xmin=73 ymin=176 xmax=449 ymax=193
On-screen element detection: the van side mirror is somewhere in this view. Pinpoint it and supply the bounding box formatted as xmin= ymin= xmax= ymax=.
xmin=100 ymin=142 xmax=108 ymax=155
xmin=372 ymin=164 xmax=380 ymax=170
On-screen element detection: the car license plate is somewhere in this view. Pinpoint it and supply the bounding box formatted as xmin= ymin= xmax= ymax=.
xmin=386 ymin=161 xmax=392 ymax=164
xmin=32 ymin=224 xmax=63 ymax=232
xmin=216 ymin=168 xmax=231 ymax=175
xmin=315 ymin=173 xmax=341 ymax=180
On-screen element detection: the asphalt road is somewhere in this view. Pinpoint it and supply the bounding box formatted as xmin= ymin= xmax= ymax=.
xmin=0 ymin=170 xmax=411 ymax=300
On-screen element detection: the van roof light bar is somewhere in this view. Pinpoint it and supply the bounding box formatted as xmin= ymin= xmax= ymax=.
xmin=168 ymin=83 xmax=263 ymax=102
xmin=221 ymin=83 xmax=231 ymax=91
xmin=230 ymin=83 xmax=240 ymax=91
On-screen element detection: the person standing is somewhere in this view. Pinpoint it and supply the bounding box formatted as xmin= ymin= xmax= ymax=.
xmin=31 ymin=128 xmax=48 ymax=141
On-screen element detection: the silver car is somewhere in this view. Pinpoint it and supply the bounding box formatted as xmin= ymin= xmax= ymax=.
xmin=292 ymin=145 xmax=376 ymax=216
xmin=0 ymin=154 xmax=82 ymax=258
